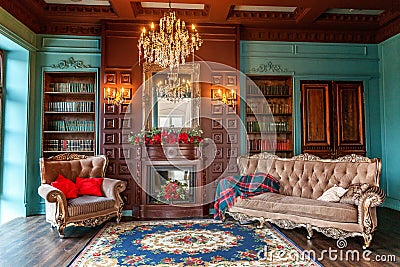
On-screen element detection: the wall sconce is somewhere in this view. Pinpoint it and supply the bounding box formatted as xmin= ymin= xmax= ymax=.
xmin=104 ymin=87 xmax=126 ymax=106
xmin=211 ymin=86 xmax=237 ymax=107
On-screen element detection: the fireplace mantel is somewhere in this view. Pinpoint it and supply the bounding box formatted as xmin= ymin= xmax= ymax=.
xmin=138 ymin=144 xmax=207 ymax=218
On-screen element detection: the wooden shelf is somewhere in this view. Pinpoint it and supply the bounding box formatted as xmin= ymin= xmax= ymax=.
xmin=250 ymin=149 xmax=293 ymax=153
xmin=246 ymin=75 xmax=293 ymax=157
xmin=43 ymin=131 xmax=94 ymax=134
xmin=247 ymin=94 xmax=291 ymax=98
xmin=247 ymin=131 xmax=292 ymax=134
xmin=42 ymin=71 xmax=97 ymax=158
xmin=44 ymin=112 xmax=95 ymax=115
xmin=45 ymin=92 xmax=95 ymax=95
xmin=247 ymin=113 xmax=292 ymax=116
xmin=43 ymin=150 xmax=95 ymax=153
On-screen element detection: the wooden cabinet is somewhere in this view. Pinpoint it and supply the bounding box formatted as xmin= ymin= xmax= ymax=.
xmin=245 ymin=75 xmax=293 ymax=157
xmin=42 ymin=72 xmax=97 ymax=157
xmin=301 ymin=81 xmax=365 ymax=159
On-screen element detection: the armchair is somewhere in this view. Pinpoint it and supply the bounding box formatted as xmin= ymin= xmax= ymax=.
xmin=38 ymin=153 xmax=126 ymax=237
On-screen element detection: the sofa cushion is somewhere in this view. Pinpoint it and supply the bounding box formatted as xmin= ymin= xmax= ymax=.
xmin=233 ymin=192 xmax=358 ymax=223
xmin=340 ymin=183 xmax=370 ymax=205
xmin=317 ymin=185 xmax=348 ymax=202
xmin=67 ymin=195 xmax=115 ymax=217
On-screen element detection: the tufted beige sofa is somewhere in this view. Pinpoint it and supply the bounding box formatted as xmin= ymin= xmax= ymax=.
xmin=227 ymin=152 xmax=386 ymax=249
xmin=38 ymin=153 xmax=126 ymax=237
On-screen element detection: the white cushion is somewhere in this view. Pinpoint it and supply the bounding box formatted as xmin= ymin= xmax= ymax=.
xmin=317 ymin=185 xmax=348 ymax=202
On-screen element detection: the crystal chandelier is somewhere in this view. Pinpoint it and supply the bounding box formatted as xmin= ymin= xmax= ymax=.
xmin=155 ymin=73 xmax=191 ymax=102
xmin=137 ymin=2 xmax=203 ymax=71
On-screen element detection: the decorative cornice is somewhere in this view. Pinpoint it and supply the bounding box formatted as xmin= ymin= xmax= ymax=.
xmin=230 ymin=10 xmax=295 ymax=21
xmin=250 ymin=61 xmax=288 ymax=73
xmin=318 ymin=13 xmax=378 ymax=24
xmin=51 ymin=57 xmax=91 ymax=69
xmin=241 ymin=27 xmax=376 ymax=43
xmin=39 ymin=23 xmax=101 ymax=35
xmin=131 ymin=2 xmax=209 ymax=18
xmin=44 ymin=4 xmax=114 ymax=14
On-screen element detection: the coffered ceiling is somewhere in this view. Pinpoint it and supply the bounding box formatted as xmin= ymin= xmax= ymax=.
xmin=1 ymin=0 xmax=399 ymax=43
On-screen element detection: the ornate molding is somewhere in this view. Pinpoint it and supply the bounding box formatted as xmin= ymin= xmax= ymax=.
xmin=250 ymin=61 xmax=288 ymax=73
xmin=51 ymin=57 xmax=91 ymax=69
xmin=226 ymin=211 xmax=376 ymax=248
xmin=257 ymin=152 xmax=279 ymax=160
xmin=336 ymin=154 xmax=371 ymax=163
xmin=292 ymin=153 xmax=321 ymax=161
xmin=241 ymin=27 xmax=376 ymax=44
xmin=48 ymin=152 xmax=88 ymax=161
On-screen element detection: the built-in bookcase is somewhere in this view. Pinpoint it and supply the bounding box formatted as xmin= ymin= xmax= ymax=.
xmin=42 ymin=72 xmax=97 ymax=157
xmin=245 ymin=75 xmax=293 ymax=157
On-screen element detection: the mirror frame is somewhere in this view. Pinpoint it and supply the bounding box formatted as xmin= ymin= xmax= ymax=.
xmin=142 ymin=63 xmax=200 ymax=130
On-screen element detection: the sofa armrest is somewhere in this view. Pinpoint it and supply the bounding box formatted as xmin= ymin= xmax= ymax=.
xmin=38 ymin=184 xmax=67 ymax=204
xmin=357 ymin=185 xmax=386 ymax=248
xmin=359 ymin=185 xmax=386 ymax=208
xmin=102 ymin=177 xmax=127 ymax=200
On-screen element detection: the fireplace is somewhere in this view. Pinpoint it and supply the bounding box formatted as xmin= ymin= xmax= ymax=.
xmin=147 ymin=165 xmax=196 ymax=205
xmin=139 ymin=146 xmax=207 ymax=218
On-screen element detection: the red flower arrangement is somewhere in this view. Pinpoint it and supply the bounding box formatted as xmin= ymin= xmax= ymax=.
xmin=157 ymin=180 xmax=187 ymax=202
xmin=129 ymin=127 xmax=203 ymax=146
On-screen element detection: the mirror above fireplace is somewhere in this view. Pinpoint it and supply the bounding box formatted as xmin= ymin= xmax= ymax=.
xmin=142 ymin=63 xmax=200 ymax=130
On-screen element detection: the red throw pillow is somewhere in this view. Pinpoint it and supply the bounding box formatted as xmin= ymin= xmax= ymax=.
xmin=76 ymin=177 xmax=104 ymax=196
xmin=51 ymin=174 xmax=78 ymax=199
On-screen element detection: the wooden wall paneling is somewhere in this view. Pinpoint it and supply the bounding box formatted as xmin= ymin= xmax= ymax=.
xmin=301 ymin=81 xmax=332 ymax=159
xmin=301 ymin=81 xmax=366 ymax=159
xmin=333 ymin=81 xmax=366 ymax=157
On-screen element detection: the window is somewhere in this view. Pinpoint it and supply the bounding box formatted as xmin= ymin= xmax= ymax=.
xmin=0 ymin=50 xmax=4 ymax=160
xmin=0 ymin=50 xmax=3 ymax=152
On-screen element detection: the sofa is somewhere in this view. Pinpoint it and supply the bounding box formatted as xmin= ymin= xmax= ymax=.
xmin=226 ymin=152 xmax=386 ymax=249
xmin=38 ymin=153 xmax=126 ymax=237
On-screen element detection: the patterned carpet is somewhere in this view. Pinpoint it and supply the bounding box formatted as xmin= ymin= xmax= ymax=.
xmin=69 ymin=219 xmax=321 ymax=266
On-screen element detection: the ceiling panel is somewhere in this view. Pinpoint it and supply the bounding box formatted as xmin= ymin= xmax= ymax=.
xmin=43 ymin=0 xmax=110 ymax=6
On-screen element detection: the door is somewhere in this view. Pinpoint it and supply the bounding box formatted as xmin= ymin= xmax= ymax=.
xmin=301 ymin=81 xmax=365 ymax=159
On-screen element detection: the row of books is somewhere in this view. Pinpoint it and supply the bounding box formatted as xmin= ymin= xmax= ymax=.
xmin=248 ymin=139 xmax=290 ymax=151
xmin=44 ymin=139 xmax=94 ymax=151
xmin=247 ymin=120 xmax=290 ymax=133
xmin=247 ymin=103 xmax=291 ymax=114
xmin=48 ymin=120 xmax=95 ymax=132
xmin=49 ymin=82 xmax=95 ymax=93
xmin=48 ymin=101 xmax=95 ymax=112
xmin=248 ymin=84 xmax=290 ymax=96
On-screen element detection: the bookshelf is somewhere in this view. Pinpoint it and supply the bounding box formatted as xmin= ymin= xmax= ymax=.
xmin=245 ymin=75 xmax=293 ymax=157
xmin=42 ymin=72 xmax=97 ymax=157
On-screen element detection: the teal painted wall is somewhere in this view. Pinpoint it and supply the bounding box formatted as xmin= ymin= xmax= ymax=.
xmin=0 ymin=25 xmax=35 ymax=224
xmin=240 ymin=41 xmax=382 ymax=162
xmin=378 ymin=33 xmax=400 ymax=211
xmin=26 ymin=35 xmax=101 ymax=215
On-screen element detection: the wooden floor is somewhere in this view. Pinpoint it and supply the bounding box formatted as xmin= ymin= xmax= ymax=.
xmin=0 ymin=207 xmax=398 ymax=267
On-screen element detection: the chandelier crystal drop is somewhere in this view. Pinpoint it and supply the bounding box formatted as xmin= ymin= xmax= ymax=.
xmin=137 ymin=6 xmax=203 ymax=70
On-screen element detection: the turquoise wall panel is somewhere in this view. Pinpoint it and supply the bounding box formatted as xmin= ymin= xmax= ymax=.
xmin=26 ymin=35 xmax=101 ymax=215
xmin=379 ymin=33 xmax=400 ymax=210
xmin=240 ymin=41 xmax=382 ymax=184
xmin=0 ymin=37 xmax=30 ymax=224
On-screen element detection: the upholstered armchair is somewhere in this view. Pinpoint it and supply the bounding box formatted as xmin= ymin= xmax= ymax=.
xmin=38 ymin=153 xmax=126 ymax=237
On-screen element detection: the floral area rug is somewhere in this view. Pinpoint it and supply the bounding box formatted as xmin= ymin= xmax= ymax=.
xmin=69 ymin=219 xmax=321 ymax=267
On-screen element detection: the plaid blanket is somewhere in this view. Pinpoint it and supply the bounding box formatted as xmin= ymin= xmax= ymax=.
xmin=214 ymin=172 xmax=280 ymax=220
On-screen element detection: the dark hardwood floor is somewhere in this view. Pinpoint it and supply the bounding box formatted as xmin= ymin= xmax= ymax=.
xmin=0 ymin=207 xmax=398 ymax=267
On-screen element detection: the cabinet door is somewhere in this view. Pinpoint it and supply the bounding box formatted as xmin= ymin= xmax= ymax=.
xmin=333 ymin=82 xmax=365 ymax=156
xmin=301 ymin=82 xmax=333 ymax=158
